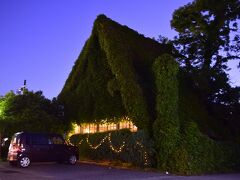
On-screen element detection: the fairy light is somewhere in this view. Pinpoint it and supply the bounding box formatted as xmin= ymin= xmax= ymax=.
xmin=66 ymin=139 xmax=75 ymax=146
xmin=136 ymin=141 xmax=149 ymax=166
xmin=108 ymin=133 xmax=125 ymax=153
xmin=86 ymin=135 xmax=108 ymax=149
xmin=77 ymin=139 xmax=84 ymax=146
xmin=72 ymin=132 xmax=149 ymax=166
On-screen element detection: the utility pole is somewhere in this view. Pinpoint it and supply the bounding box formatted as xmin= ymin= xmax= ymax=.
xmin=17 ymin=80 xmax=27 ymax=95
xmin=23 ymin=80 xmax=26 ymax=91
xmin=22 ymin=80 xmax=27 ymax=94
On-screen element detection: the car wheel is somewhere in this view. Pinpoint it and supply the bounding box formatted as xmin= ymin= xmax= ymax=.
xmin=68 ymin=155 xmax=77 ymax=165
xmin=18 ymin=156 xmax=31 ymax=168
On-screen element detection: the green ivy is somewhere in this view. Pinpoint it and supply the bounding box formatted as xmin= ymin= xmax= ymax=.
xmin=152 ymin=54 xmax=179 ymax=171
xmin=70 ymin=129 xmax=156 ymax=167
xmin=59 ymin=14 xmax=240 ymax=174
xmin=58 ymin=14 xmax=172 ymax=133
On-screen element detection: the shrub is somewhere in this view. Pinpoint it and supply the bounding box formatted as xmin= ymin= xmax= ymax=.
xmin=168 ymin=121 xmax=240 ymax=175
xmin=152 ymin=54 xmax=179 ymax=170
xmin=70 ymin=129 xmax=156 ymax=167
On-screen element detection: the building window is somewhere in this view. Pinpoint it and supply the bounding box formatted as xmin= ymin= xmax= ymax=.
xmin=99 ymin=124 xmax=108 ymax=132
xmin=72 ymin=117 xmax=137 ymax=135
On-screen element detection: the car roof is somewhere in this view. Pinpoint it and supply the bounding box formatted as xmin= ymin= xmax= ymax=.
xmin=14 ymin=132 xmax=62 ymax=137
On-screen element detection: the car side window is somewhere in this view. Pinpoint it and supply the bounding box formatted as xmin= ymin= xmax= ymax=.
xmin=31 ymin=135 xmax=49 ymax=145
xmin=49 ymin=136 xmax=64 ymax=145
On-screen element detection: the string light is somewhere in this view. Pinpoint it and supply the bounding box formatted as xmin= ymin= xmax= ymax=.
xmin=67 ymin=139 xmax=83 ymax=146
xmin=73 ymin=132 xmax=149 ymax=166
xmin=66 ymin=139 xmax=75 ymax=146
xmin=77 ymin=139 xmax=84 ymax=146
xmin=136 ymin=141 xmax=149 ymax=166
xmin=86 ymin=135 xmax=108 ymax=149
xmin=108 ymin=133 xmax=125 ymax=153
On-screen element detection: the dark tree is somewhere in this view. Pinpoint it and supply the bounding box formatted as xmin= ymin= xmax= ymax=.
xmin=171 ymin=0 xmax=240 ymax=97
xmin=171 ymin=0 xmax=240 ymax=140
xmin=0 ymin=91 xmax=69 ymax=138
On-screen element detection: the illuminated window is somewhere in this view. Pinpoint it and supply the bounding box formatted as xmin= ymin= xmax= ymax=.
xmin=72 ymin=117 xmax=137 ymax=134
xmin=99 ymin=124 xmax=108 ymax=132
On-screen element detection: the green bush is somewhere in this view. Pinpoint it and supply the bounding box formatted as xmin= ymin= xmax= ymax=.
xmin=152 ymin=54 xmax=179 ymax=170
xmin=152 ymin=54 xmax=240 ymax=174
xmin=70 ymin=129 xmax=156 ymax=167
xmin=174 ymin=72 xmax=240 ymax=174
xmin=169 ymin=121 xmax=240 ymax=175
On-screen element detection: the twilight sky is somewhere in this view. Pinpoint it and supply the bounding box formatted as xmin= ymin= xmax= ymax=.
xmin=0 ymin=0 xmax=239 ymax=99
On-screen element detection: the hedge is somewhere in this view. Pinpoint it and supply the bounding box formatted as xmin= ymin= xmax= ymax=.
xmin=69 ymin=129 xmax=156 ymax=167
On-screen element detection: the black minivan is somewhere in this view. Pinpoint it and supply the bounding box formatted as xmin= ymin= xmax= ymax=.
xmin=7 ymin=132 xmax=79 ymax=168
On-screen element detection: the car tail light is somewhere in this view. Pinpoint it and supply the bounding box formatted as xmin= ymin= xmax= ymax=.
xmin=9 ymin=144 xmax=24 ymax=153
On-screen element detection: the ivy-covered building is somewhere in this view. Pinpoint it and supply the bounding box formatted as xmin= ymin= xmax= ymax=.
xmin=59 ymin=15 xmax=240 ymax=174
xmin=58 ymin=14 xmax=173 ymax=133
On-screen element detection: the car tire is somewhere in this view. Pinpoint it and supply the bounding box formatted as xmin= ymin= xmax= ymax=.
xmin=18 ymin=156 xmax=31 ymax=168
xmin=68 ymin=155 xmax=77 ymax=165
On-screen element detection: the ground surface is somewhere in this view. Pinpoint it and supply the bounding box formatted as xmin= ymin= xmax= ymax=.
xmin=0 ymin=161 xmax=240 ymax=180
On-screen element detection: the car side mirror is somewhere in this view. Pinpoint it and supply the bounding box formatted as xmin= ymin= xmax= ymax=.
xmin=1 ymin=138 xmax=9 ymax=147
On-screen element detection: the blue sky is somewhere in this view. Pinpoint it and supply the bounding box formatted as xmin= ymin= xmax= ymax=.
xmin=0 ymin=0 xmax=239 ymax=99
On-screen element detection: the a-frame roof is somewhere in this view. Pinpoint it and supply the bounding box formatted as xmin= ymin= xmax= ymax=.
xmin=58 ymin=15 xmax=172 ymax=129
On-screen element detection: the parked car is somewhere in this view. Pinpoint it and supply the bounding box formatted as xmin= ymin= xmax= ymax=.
xmin=7 ymin=132 xmax=79 ymax=168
